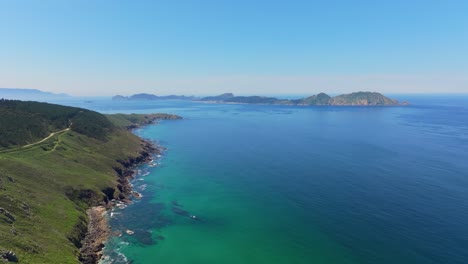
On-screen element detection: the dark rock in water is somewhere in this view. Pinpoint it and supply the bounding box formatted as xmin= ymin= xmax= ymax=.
xmin=171 ymin=206 xmax=201 ymax=220
xmin=171 ymin=206 xmax=189 ymax=216
xmin=132 ymin=191 xmax=142 ymax=199
xmin=171 ymin=200 xmax=182 ymax=207
xmin=0 ymin=250 xmax=19 ymax=262
xmin=133 ymin=230 xmax=154 ymax=246
xmin=153 ymin=215 xmax=173 ymax=229
xmin=155 ymin=235 xmax=165 ymax=241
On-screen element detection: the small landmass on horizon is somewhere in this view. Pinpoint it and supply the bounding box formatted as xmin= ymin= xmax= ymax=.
xmin=113 ymin=91 xmax=408 ymax=106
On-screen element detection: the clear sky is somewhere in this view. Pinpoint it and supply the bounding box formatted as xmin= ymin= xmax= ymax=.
xmin=1 ymin=0 xmax=467 ymax=96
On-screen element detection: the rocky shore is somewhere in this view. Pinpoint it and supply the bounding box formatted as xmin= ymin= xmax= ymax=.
xmin=78 ymin=139 xmax=161 ymax=264
xmin=79 ymin=206 xmax=109 ymax=264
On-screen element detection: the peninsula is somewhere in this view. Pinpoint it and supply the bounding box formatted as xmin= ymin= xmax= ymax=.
xmin=0 ymin=99 xmax=181 ymax=263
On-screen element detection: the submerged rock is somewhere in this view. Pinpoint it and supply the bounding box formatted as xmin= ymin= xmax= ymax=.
xmin=171 ymin=206 xmax=189 ymax=216
xmin=133 ymin=230 xmax=154 ymax=245
xmin=171 ymin=200 xmax=182 ymax=207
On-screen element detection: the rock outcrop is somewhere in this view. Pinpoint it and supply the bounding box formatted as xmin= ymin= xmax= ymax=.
xmin=0 ymin=250 xmax=18 ymax=262
xmin=0 ymin=207 xmax=16 ymax=224
xmin=79 ymin=206 xmax=109 ymax=264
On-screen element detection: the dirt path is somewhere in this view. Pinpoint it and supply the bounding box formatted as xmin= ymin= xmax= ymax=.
xmin=21 ymin=127 xmax=70 ymax=148
xmin=0 ymin=127 xmax=70 ymax=154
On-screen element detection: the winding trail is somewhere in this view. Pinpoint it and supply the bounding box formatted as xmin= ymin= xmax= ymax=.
xmin=0 ymin=126 xmax=71 ymax=154
xmin=21 ymin=127 xmax=70 ymax=148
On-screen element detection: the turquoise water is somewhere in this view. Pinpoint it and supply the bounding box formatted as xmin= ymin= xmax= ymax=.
xmin=57 ymin=97 xmax=468 ymax=263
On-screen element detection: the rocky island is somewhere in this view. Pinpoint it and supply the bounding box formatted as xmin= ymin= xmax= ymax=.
xmin=112 ymin=91 xmax=407 ymax=106
xmin=0 ymin=99 xmax=181 ymax=263
xmin=199 ymin=91 xmax=407 ymax=106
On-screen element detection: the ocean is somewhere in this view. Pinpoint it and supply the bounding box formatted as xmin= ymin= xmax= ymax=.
xmin=54 ymin=95 xmax=468 ymax=264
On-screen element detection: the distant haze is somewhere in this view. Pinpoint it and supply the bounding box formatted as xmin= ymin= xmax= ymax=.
xmin=1 ymin=1 xmax=467 ymax=96
xmin=2 ymin=74 xmax=467 ymax=97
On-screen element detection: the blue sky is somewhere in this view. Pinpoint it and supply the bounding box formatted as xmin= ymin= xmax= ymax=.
xmin=1 ymin=0 xmax=467 ymax=96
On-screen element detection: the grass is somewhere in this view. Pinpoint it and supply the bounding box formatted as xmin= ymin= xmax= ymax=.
xmin=0 ymin=110 xmax=180 ymax=263
xmin=106 ymin=113 xmax=181 ymax=128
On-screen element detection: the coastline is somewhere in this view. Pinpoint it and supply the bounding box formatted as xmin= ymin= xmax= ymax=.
xmin=79 ymin=206 xmax=109 ymax=264
xmin=78 ymin=115 xmax=182 ymax=263
xmin=79 ymin=138 xmax=161 ymax=264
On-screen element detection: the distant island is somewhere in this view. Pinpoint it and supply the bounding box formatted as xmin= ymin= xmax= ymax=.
xmin=112 ymin=93 xmax=195 ymax=101
xmin=113 ymin=91 xmax=407 ymax=106
xmin=0 ymin=99 xmax=181 ymax=263
xmin=198 ymin=91 xmax=407 ymax=106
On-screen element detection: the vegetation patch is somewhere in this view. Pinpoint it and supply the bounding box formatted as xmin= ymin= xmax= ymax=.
xmin=0 ymin=100 xmax=181 ymax=263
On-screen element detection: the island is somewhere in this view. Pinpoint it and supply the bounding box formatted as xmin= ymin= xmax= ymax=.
xmin=112 ymin=93 xmax=195 ymax=101
xmin=112 ymin=91 xmax=407 ymax=106
xmin=199 ymin=91 xmax=407 ymax=106
xmin=0 ymin=99 xmax=181 ymax=263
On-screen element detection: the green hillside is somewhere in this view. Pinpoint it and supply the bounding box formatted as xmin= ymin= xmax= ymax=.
xmin=297 ymin=93 xmax=332 ymax=105
xmin=330 ymin=91 xmax=398 ymax=105
xmin=0 ymin=100 xmax=114 ymax=149
xmin=106 ymin=113 xmax=181 ymax=129
xmin=0 ymin=100 xmax=180 ymax=263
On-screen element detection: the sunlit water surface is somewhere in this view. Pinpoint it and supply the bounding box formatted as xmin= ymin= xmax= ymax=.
xmin=54 ymin=96 xmax=468 ymax=264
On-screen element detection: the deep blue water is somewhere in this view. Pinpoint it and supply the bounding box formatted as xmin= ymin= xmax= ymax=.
xmin=52 ymin=96 xmax=468 ymax=263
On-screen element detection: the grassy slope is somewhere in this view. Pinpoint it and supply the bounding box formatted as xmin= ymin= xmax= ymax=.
xmin=0 ymin=129 xmax=145 ymax=263
xmin=0 ymin=106 xmax=179 ymax=263
xmin=106 ymin=113 xmax=181 ymax=128
xmin=0 ymin=100 xmax=114 ymax=150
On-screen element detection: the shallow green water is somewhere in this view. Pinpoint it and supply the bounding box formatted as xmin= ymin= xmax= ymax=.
xmin=96 ymin=98 xmax=468 ymax=264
